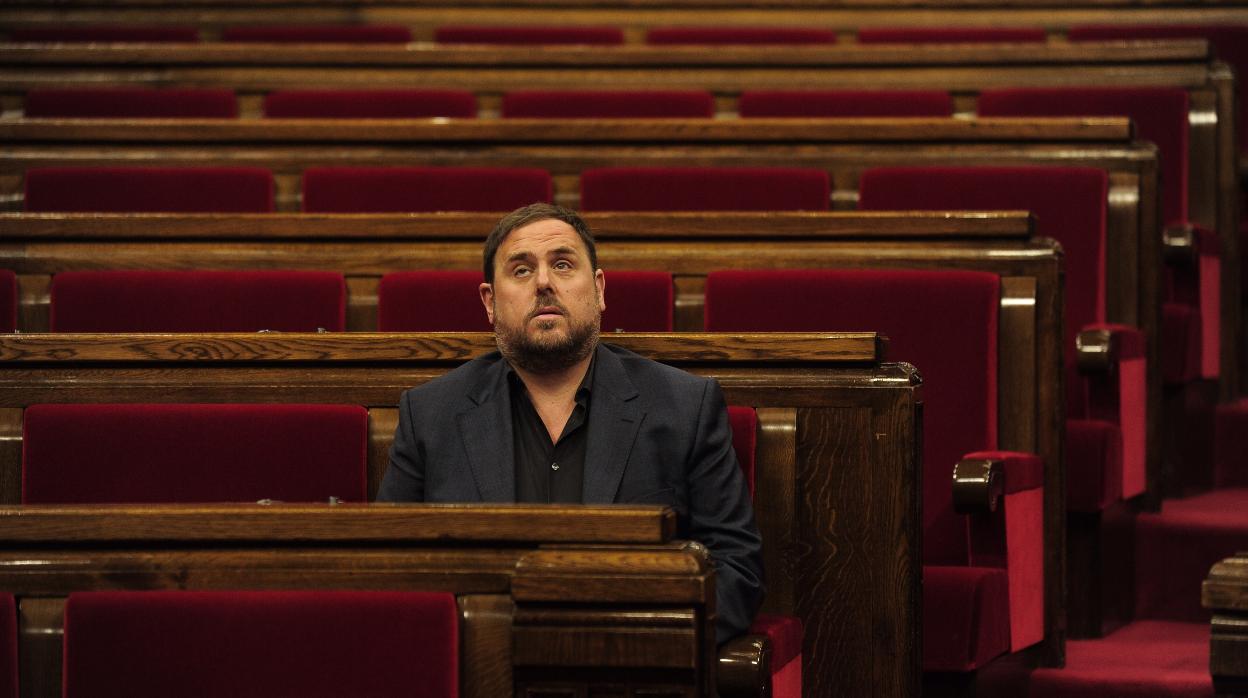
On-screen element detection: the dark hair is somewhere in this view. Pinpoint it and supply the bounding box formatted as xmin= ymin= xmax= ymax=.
xmin=483 ymin=203 xmax=598 ymax=283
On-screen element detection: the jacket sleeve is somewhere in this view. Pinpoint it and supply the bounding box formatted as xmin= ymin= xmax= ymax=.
xmin=686 ymin=378 xmax=765 ymax=644
xmin=375 ymin=389 xmax=425 ymax=502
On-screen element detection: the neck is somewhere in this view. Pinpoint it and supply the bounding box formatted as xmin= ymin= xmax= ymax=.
xmin=513 ymin=349 xmax=594 ymax=401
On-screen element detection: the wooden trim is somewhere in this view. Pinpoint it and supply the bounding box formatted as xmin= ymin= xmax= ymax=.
xmin=0 ymin=409 xmax=20 ymax=506
xmin=754 ymin=407 xmax=797 ymax=616
xmin=459 ymin=595 xmax=515 ymax=698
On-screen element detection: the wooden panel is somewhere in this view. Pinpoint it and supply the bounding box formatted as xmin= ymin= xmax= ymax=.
xmin=755 ymin=407 xmax=797 ymax=616
xmin=18 ymin=597 xmax=63 ymax=698
xmin=0 ymin=408 xmax=19 ymax=505
xmin=369 ymin=407 xmax=398 ymax=500
xmin=459 ymin=595 xmax=515 ymax=698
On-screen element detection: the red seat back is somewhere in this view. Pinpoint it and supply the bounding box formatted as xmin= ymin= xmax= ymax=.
xmin=0 ymin=271 xmax=14 ymax=334
xmin=706 ymin=268 xmax=1000 ymax=565
xmin=727 ymin=406 xmax=758 ymax=496
xmin=302 ymin=167 xmax=552 ymax=213
xmin=856 ymin=27 xmax=1047 ymax=43
xmin=978 ymin=87 xmax=1190 ymax=224
xmin=263 ymin=89 xmax=476 ymax=118
xmin=739 ymin=90 xmax=953 ymax=117
xmin=580 ymin=167 xmax=830 ymax=211
xmin=24 ymin=167 xmax=273 ymax=213
xmin=378 ymin=270 xmax=672 ymax=332
xmin=502 ymin=90 xmax=715 ymax=118
xmin=645 ymin=27 xmax=836 ymax=44
xmin=63 ymin=591 xmax=458 ymax=698
xmin=25 ymin=88 xmax=237 ymax=118
xmin=50 ymin=270 xmax=346 ymax=332
xmin=435 ymin=26 xmax=624 ymax=44
xmin=221 ymin=25 xmax=412 ymax=42
xmin=23 ymin=403 xmax=368 ymax=503
xmin=10 ymin=26 xmax=199 ymax=42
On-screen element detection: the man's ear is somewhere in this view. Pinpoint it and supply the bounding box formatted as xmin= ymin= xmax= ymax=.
xmin=595 ymin=269 xmax=606 ymax=313
xmin=479 ymin=282 xmax=495 ymax=325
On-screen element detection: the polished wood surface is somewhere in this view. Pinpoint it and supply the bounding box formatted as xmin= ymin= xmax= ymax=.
xmin=0 ymin=332 xmax=922 ymax=697
xmin=1205 ymin=553 xmax=1248 ymax=696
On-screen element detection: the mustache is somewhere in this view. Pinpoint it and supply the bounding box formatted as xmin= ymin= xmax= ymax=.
xmin=528 ymin=294 xmax=569 ymax=319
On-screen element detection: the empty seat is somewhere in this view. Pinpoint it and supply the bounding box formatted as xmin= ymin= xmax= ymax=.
xmin=49 ymin=270 xmax=345 ymax=332
xmin=24 ymin=167 xmax=273 ymax=213
xmin=302 ymin=167 xmax=552 ymax=213
xmin=857 ymin=27 xmax=1047 ymax=43
xmin=580 ymin=167 xmax=829 ymax=211
xmin=858 ymin=166 xmax=1146 ymax=503
xmin=434 ymin=26 xmax=625 ymax=45
xmin=23 ymin=403 xmax=368 ymax=503
xmin=221 ymin=25 xmax=412 ymax=43
xmin=63 ymin=590 xmax=457 ymax=697
xmin=739 ymin=90 xmax=953 ymax=117
xmin=501 ymin=90 xmax=715 ymax=118
xmin=25 ymin=87 xmax=238 ymax=118
xmin=645 ymin=27 xmax=837 ymax=44
xmin=978 ymin=87 xmax=1216 ymax=382
xmin=707 ymin=268 xmax=1044 ymax=671
xmin=0 ymin=594 xmax=13 ymax=698
xmin=0 ymin=271 xmax=14 ymax=334
xmin=9 ymin=26 xmax=199 ymax=42
xmin=378 ymin=270 xmax=672 ymax=333
xmin=264 ymin=89 xmax=476 ymax=118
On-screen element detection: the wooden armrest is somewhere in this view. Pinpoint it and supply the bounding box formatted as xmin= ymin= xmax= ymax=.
xmin=953 ymin=458 xmax=1004 ymax=515
xmin=718 ymin=633 xmax=772 ymax=698
xmin=1163 ymin=222 xmax=1219 ymax=266
xmin=1076 ymin=325 xmax=1146 ymax=373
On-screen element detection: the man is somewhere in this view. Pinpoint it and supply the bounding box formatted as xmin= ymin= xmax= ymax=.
xmin=376 ymin=203 xmax=763 ymax=643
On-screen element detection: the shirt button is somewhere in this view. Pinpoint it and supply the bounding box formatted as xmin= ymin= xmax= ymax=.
xmin=551 ymin=462 xmax=560 ymax=471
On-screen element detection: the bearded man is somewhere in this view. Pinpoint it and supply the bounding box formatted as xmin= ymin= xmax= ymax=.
xmin=376 ymin=203 xmax=764 ymax=643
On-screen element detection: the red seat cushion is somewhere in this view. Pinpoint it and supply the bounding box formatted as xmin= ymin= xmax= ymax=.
xmin=645 ymin=27 xmax=836 ymax=44
xmin=978 ymin=87 xmax=1190 ymax=225
xmin=63 ymin=590 xmax=457 ymax=698
xmin=739 ymin=90 xmax=953 ymax=117
xmin=50 ymin=270 xmax=345 ymax=332
xmin=221 ymin=25 xmax=412 ymax=43
xmin=23 ymin=403 xmax=368 ymax=504
xmin=25 ymin=88 xmax=237 ymax=118
xmin=923 ymin=566 xmax=1011 ymax=671
xmin=0 ymin=593 xmax=14 ymax=698
xmin=749 ymin=612 xmax=803 ymax=670
xmin=264 ymin=89 xmax=476 ymax=118
xmin=501 ymin=90 xmax=715 ymax=118
xmin=434 ymin=26 xmax=624 ymax=45
xmin=24 ymin=167 xmax=273 ymax=213
xmin=857 ymin=27 xmax=1047 ymax=43
xmin=1066 ymin=419 xmax=1124 ymax=513
xmin=0 ymin=271 xmax=15 ymax=334
xmin=580 ymin=167 xmax=829 ymax=211
xmin=378 ymin=269 xmax=671 ymax=332
xmin=10 ymin=26 xmax=199 ymax=42
xmin=705 ymin=269 xmax=999 ymax=566
xmin=727 ymin=406 xmax=758 ymax=496
xmin=302 ymin=167 xmax=552 ymax=213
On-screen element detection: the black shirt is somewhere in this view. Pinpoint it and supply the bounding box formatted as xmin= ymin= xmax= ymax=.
xmin=508 ymin=357 xmax=594 ymax=503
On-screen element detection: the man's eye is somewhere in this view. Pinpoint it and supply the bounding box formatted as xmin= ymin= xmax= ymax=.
xmin=513 ymin=267 xmax=531 ymax=277
xmin=554 ymin=260 xmax=573 ymax=270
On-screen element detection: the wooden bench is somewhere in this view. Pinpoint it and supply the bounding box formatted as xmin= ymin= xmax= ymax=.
xmin=0 ymin=503 xmax=721 ymax=698
xmin=0 ymin=331 xmax=922 ymax=697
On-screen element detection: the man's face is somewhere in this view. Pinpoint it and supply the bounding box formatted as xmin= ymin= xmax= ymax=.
xmin=480 ymin=218 xmax=606 ymax=373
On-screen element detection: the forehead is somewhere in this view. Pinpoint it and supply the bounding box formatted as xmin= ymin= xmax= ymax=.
xmin=497 ymin=218 xmax=588 ymax=259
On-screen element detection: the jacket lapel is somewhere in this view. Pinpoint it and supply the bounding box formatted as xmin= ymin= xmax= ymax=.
xmin=456 ymin=360 xmax=516 ymax=502
xmin=583 ymin=346 xmax=644 ymax=504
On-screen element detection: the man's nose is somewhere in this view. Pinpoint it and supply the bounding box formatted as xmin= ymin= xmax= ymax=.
xmin=534 ymin=264 xmax=554 ymax=290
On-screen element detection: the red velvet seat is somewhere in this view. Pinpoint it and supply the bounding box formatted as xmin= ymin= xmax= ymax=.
xmin=706 ymin=269 xmax=1045 ymax=671
xmin=858 ymin=166 xmax=1147 ymax=504
xmin=978 ymin=87 xmax=1216 ymax=382
xmin=220 ymin=25 xmax=412 ymax=43
xmin=49 ymin=270 xmax=345 ymax=332
xmin=0 ymin=594 xmax=14 ymax=698
xmin=0 ymin=271 xmax=15 ymax=334
xmin=63 ymin=590 xmax=457 ymax=697
xmin=302 ymin=167 xmax=552 ymax=213
xmin=9 ymin=26 xmax=199 ymax=42
xmin=25 ymin=88 xmax=237 ymax=118
xmin=24 ymin=167 xmax=273 ymax=213
xmin=739 ymin=90 xmax=953 ymax=117
xmin=264 ymin=89 xmax=476 ymax=118
xmin=434 ymin=26 xmax=624 ymax=45
xmin=501 ymin=90 xmax=715 ymax=118
xmin=727 ymin=406 xmax=803 ymax=697
xmin=857 ymin=27 xmax=1047 ymax=43
xmin=579 ymin=167 xmax=830 ymax=211
xmin=645 ymin=27 xmax=836 ymax=44
xmin=23 ymin=403 xmax=368 ymax=504
xmin=378 ymin=269 xmax=672 ymax=333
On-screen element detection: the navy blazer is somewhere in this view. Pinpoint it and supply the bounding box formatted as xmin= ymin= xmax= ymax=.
xmin=377 ymin=342 xmax=764 ymax=642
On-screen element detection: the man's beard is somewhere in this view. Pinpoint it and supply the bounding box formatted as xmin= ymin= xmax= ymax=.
xmin=494 ymin=295 xmax=600 ymax=374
